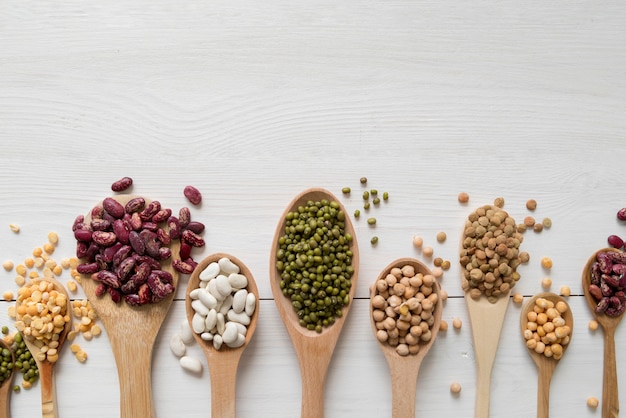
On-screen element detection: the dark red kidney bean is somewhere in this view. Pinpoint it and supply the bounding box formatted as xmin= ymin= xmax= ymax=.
xmin=124 ymin=294 xmax=141 ymax=306
xmin=139 ymin=201 xmax=161 ymax=221
xmin=103 ymin=242 xmax=123 ymax=264
xmin=76 ymin=242 xmax=89 ymax=259
xmin=134 ymin=256 xmax=161 ymax=271
xmin=77 ymin=262 xmax=99 ymax=274
xmin=156 ymin=228 xmax=171 ymax=246
xmin=95 ymin=283 xmax=108 ymax=297
xmin=129 ymin=212 xmax=142 ymax=231
xmin=608 ymin=235 xmax=624 ymax=249
xmin=152 ymin=270 xmax=173 ymax=284
xmin=596 ymin=297 xmax=610 ymax=313
xmin=96 ymin=270 xmax=121 ymax=289
xmin=74 ymin=229 xmax=93 ymax=243
xmin=618 ymin=208 xmax=626 ymax=221
xmin=111 ymin=176 xmax=133 ymax=192
xmin=589 ymin=284 xmax=603 ymax=300
xmin=73 ymin=215 xmax=85 ymax=231
xmin=103 ymin=197 xmax=125 ymax=219
xmin=148 ymin=273 xmax=174 ymax=300
xmin=121 ymin=276 xmax=140 ymax=294
xmin=91 ymin=206 xmax=104 ymax=220
xmin=141 ymin=222 xmax=158 ymax=232
xmin=85 ymin=242 xmax=100 ymax=262
xmin=185 ymin=222 xmax=205 ymax=234
xmin=116 ymin=257 xmax=136 ymax=281
xmin=129 ymin=231 xmax=145 ymax=255
xmin=158 ymin=247 xmax=171 ymax=260
xmin=135 ymin=262 xmax=152 ymax=284
xmin=108 ymin=287 xmax=122 ymax=303
xmin=90 ymin=219 xmax=111 ymax=231
xmin=138 ymin=284 xmax=152 ymax=304
xmin=95 ymin=254 xmax=108 ymax=271
xmin=173 ymin=259 xmax=195 ymax=274
xmin=183 ymin=185 xmax=202 ymax=205
xmin=112 ymin=245 xmax=133 ymax=268
xmin=93 ymin=231 xmax=117 ymax=247
xmin=179 ymin=242 xmax=192 ymax=260
xmin=184 ymin=258 xmax=198 ymax=270
xmin=113 ymin=219 xmax=130 ymax=244
xmin=167 ymin=216 xmax=181 ymax=240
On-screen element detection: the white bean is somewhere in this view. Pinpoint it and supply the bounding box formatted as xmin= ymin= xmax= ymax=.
xmin=222 ymin=322 xmax=239 ymax=345
xmin=215 ymin=274 xmax=233 ymax=298
xmin=219 ymin=294 xmax=233 ymax=316
xmin=233 ymin=322 xmax=247 ymax=336
xmin=216 ymin=312 xmax=226 ymax=335
xmin=180 ymin=319 xmax=195 ymax=345
xmin=228 ymin=273 xmax=248 ymax=289
xmin=208 ymin=279 xmax=224 ymax=301
xmin=213 ymin=334 xmax=223 ymax=350
xmin=189 ymin=288 xmax=201 ymax=300
xmin=232 ymin=289 xmax=248 ymax=314
xmin=192 ymin=313 xmax=206 ymax=334
xmin=205 ymin=309 xmax=218 ymax=331
xmin=169 ymin=333 xmax=186 ymax=357
xmin=245 ymin=293 xmax=257 ymax=316
xmin=198 ymin=289 xmax=218 ymax=310
xmin=218 ymin=257 xmax=240 ymax=274
xmin=180 ymin=356 xmax=202 ymax=373
xmin=227 ymin=309 xmax=251 ymax=326
xmin=226 ymin=333 xmax=245 ymax=348
xmin=199 ymin=262 xmax=220 ymax=281
xmin=191 ymin=299 xmax=209 ymax=317
xmin=200 ymin=332 xmax=214 ymax=341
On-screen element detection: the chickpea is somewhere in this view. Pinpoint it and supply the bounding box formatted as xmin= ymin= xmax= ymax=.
xmin=422 ymin=246 xmax=434 ymax=258
xmin=412 ymin=236 xmax=423 ymax=248
xmin=457 ymin=192 xmax=469 ymax=203
xmin=450 ymin=382 xmax=462 ymax=394
xmin=588 ymin=320 xmax=599 ymax=331
xmin=587 ymin=397 xmax=599 ymax=409
xmin=541 ymin=257 xmax=553 ymax=269
xmin=452 ymin=317 xmax=462 ymax=330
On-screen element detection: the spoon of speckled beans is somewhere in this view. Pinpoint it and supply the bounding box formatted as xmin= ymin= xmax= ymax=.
xmin=185 ymin=253 xmax=260 ymax=418
xmin=270 ymin=188 xmax=359 ymax=418
xmin=0 ymin=339 xmax=15 ymax=418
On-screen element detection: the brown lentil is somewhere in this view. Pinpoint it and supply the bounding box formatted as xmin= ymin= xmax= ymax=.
xmin=533 ymin=223 xmax=544 ymax=233
xmin=436 ymin=231 xmax=447 ymax=243
xmin=526 ymin=199 xmax=537 ymax=211
xmin=542 ymin=218 xmax=552 ymax=229
xmin=493 ymin=197 xmax=505 ymax=208
xmin=457 ymin=192 xmax=469 ymax=203
xmin=524 ymin=216 xmax=535 ymax=227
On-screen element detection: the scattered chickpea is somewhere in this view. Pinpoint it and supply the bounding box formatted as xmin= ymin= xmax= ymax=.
xmin=2 ymin=260 xmax=14 ymax=271
xmin=541 ymin=257 xmax=553 ymax=269
xmin=541 ymin=277 xmax=552 ymax=289
xmin=520 ymin=252 xmax=530 ymax=264
xmin=9 ymin=223 xmax=20 ymax=233
xmin=422 ymin=246 xmax=434 ymax=258
xmin=588 ymin=320 xmax=599 ymax=331
xmin=436 ymin=231 xmax=447 ymax=243
xmin=587 ymin=397 xmax=599 ymax=409
xmin=457 ymin=192 xmax=470 ymax=203
xmin=440 ymin=289 xmax=448 ymax=301
xmin=47 ymin=231 xmax=59 ymax=245
xmin=513 ymin=293 xmax=524 ymax=304
xmin=433 ymin=257 xmax=443 ymax=267
xmin=559 ymin=286 xmax=571 ymax=297
xmin=32 ymin=247 xmax=43 ymax=258
xmin=453 ymin=317 xmax=462 ymax=330
xmin=441 ymin=260 xmax=451 ymax=270
xmin=533 ymin=223 xmax=544 ymax=233
xmin=14 ymin=275 xmax=25 ymax=286
xmin=3 ymin=291 xmax=13 ymax=301
xmin=450 ymin=382 xmax=462 ymax=394
xmin=413 ymin=236 xmax=423 ymax=248
xmin=440 ymin=320 xmax=449 ymax=331
xmin=526 ymin=199 xmax=537 ymax=211
xmin=542 ymin=218 xmax=552 ymax=229
xmin=431 ymin=267 xmax=443 ymax=279
xmin=43 ymin=242 xmax=55 ymax=255
xmin=16 ymin=264 xmax=27 ymax=275
xmin=493 ymin=197 xmax=505 ymax=208
xmin=67 ymin=281 xmax=78 ymax=292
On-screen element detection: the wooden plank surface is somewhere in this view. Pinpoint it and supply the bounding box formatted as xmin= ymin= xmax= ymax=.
xmin=1 ymin=0 xmax=625 ymax=416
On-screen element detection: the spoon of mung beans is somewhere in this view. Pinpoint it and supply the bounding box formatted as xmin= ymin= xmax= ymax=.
xmin=270 ymin=187 xmax=359 ymax=418
xmin=14 ymin=277 xmax=71 ymax=418
xmin=582 ymin=247 xmax=626 ymax=418
xmin=370 ymin=257 xmax=442 ymax=418
xmin=0 ymin=339 xmax=15 ymax=418
xmin=185 ymin=253 xmax=260 ymax=418
xmin=520 ymin=292 xmax=573 ymax=418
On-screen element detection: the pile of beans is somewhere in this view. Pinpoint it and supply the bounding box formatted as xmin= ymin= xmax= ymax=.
xmin=74 ymin=196 xmax=205 ymax=305
xmin=275 ymin=199 xmax=354 ymax=333
xmin=460 ymin=205 xmax=524 ymax=303
xmin=587 ymin=250 xmax=626 ymax=317
xmin=188 ymin=257 xmax=257 ymax=350
xmin=523 ymin=297 xmax=571 ymax=360
xmin=371 ymin=264 xmax=439 ymax=356
xmin=14 ymin=280 xmax=70 ymax=363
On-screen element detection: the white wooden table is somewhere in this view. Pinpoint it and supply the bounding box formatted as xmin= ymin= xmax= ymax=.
xmin=1 ymin=1 xmax=625 ymax=417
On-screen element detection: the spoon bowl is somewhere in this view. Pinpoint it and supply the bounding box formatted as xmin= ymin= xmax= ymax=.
xmin=0 ymin=339 xmax=15 ymax=418
xmin=79 ymin=195 xmax=180 ymax=418
xmin=520 ymin=292 xmax=573 ymax=418
xmin=269 ymin=188 xmax=359 ymax=418
xmin=15 ymin=277 xmax=71 ymax=418
xmin=582 ymin=247 xmax=625 ymax=418
xmin=370 ymin=257 xmax=442 ymax=418
xmin=186 ymin=253 xmax=260 ymax=418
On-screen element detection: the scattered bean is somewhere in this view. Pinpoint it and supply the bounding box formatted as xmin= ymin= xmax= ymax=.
xmin=533 ymin=223 xmax=544 ymax=233
xmin=541 ymin=257 xmax=553 ymax=269
xmin=618 ymin=208 xmax=626 ymax=221
xmin=526 ymin=199 xmax=537 ymax=211
xmin=183 ymin=185 xmax=202 ymax=205
xmin=371 ymin=236 xmax=378 ymax=245
xmin=608 ymin=235 xmax=624 ymax=249
xmin=457 ymin=192 xmax=469 ymax=204
xmin=363 ymin=202 xmax=370 ymax=210
xmin=440 ymin=320 xmax=448 ymax=331
xmin=541 ymin=277 xmax=552 ymax=289
xmin=559 ymin=286 xmax=571 ymax=297
xmin=513 ymin=293 xmax=524 ymax=304
xmin=363 ymin=191 xmax=370 ymax=200
xmin=354 ymin=210 xmax=360 ymax=218
xmin=587 ymin=397 xmax=599 ymax=409
xmin=524 ymin=216 xmax=535 ymax=227
xmin=412 ymin=236 xmax=423 ymax=248
xmin=2 ymin=260 xmax=13 ymax=271
xmin=341 ymin=187 xmax=351 ymax=194
xmin=452 ymin=317 xmax=462 ymax=330
xmin=367 ymin=217 xmax=376 ymax=225
xmin=542 ymin=218 xmax=552 ymax=229
xmin=422 ymin=246 xmax=433 ymax=258
xmin=360 ymin=177 xmax=367 ymax=184
xmin=180 ymin=356 xmax=202 ymax=373
xmin=111 ymin=176 xmax=133 ymax=192
xmin=450 ymin=382 xmax=462 ymax=394
xmin=9 ymin=223 xmax=20 ymax=233
xmin=3 ymin=291 xmax=13 ymax=301
xmin=383 ymin=192 xmax=389 ymax=201
xmin=493 ymin=197 xmax=504 ymax=208
xmin=436 ymin=231 xmax=447 ymax=243
xmin=588 ymin=320 xmax=599 ymax=331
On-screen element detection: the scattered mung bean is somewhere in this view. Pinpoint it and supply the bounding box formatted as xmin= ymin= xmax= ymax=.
xmin=371 ymin=236 xmax=378 ymax=245
xmin=342 ymin=187 xmax=351 ymax=194
xmin=360 ymin=177 xmax=367 ymax=184
xmin=354 ymin=210 xmax=360 ymax=218
xmin=363 ymin=191 xmax=369 ymax=200
xmin=383 ymin=192 xmax=389 ymax=201
xmin=367 ymin=217 xmax=376 ymax=225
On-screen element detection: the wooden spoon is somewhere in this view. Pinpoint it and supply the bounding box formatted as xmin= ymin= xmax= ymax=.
xmin=185 ymin=253 xmax=260 ymax=418
xmin=460 ymin=205 xmax=514 ymax=418
xmin=0 ymin=339 xmax=15 ymax=418
xmin=582 ymin=247 xmax=624 ymax=418
xmin=269 ymin=188 xmax=359 ymax=418
xmin=79 ymin=195 xmax=180 ymax=418
xmin=520 ymin=292 xmax=573 ymax=418
xmin=370 ymin=258 xmax=442 ymax=418
xmin=16 ymin=277 xmax=71 ymax=418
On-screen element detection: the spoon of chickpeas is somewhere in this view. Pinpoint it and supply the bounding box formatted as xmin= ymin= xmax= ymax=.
xmin=0 ymin=339 xmax=15 ymax=418
xmin=520 ymin=293 xmax=573 ymax=418
xmin=14 ymin=277 xmax=72 ymax=418
xmin=370 ymin=258 xmax=442 ymax=418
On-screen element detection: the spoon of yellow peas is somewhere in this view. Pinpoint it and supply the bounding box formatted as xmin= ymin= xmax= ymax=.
xmin=520 ymin=293 xmax=573 ymax=418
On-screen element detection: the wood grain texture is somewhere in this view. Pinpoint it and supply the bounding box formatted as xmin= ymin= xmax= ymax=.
xmin=0 ymin=0 xmax=625 ymax=416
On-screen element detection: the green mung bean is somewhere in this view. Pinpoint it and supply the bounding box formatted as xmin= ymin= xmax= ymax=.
xmin=360 ymin=177 xmax=367 ymax=184
xmin=370 ymin=189 xmax=378 ymax=195
xmin=383 ymin=192 xmax=389 ymax=200
xmin=373 ymin=197 xmax=380 ymax=205
xmin=367 ymin=217 xmax=376 ymax=225
xmin=354 ymin=209 xmax=360 ymax=218
xmin=0 ymin=346 xmax=13 ymax=386
xmin=363 ymin=191 xmax=369 ymax=200
xmin=342 ymin=187 xmax=351 ymax=194
xmin=363 ymin=202 xmax=370 ymax=210
xmin=276 ymin=199 xmax=354 ymax=333
xmin=371 ymin=236 xmax=378 ymax=245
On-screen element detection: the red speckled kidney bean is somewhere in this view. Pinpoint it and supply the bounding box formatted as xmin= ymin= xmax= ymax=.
xmin=103 ymin=197 xmax=125 ymax=219
xmin=183 ymin=186 xmax=202 ymax=205
xmin=111 ymin=176 xmax=133 ymax=192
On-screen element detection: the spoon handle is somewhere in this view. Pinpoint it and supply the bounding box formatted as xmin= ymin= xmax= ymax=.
xmin=116 ymin=345 xmax=155 ymax=418
xmin=474 ymin=362 xmax=493 ymax=418
xmin=208 ymin=351 xmax=242 ymax=418
xmin=39 ymin=363 xmax=58 ymax=418
xmin=536 ymin=362 xmax=555 ymax=418
xmin=603 ymin=326 xmax=619 ymax=418
xmin=388 ymin=362 xmax=419 ymax=418
xmin=300 ymin=358 xmax=328 ymax=418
